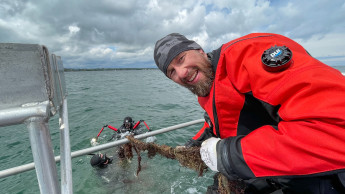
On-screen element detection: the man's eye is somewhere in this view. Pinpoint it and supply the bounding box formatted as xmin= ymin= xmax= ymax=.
xmin=179 ymin=55 xmax=184 ymax=62
xmin=169 ymin=69 xmax=175 ymax=78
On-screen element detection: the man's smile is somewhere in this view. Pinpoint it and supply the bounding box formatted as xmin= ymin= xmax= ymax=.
xmin=188 ymin=70 xmax=198 ymax=82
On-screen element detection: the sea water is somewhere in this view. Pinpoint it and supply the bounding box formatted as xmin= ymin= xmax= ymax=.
xmin=1 ymin=66 xmax=345 ymax=194
xmin=0 ymin=69 xmax=211 ymax=194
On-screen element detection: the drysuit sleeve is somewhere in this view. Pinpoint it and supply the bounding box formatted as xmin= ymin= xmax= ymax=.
xmin=185 ymin=121 xmax=215 ymax=147
xmin=185 ymin=112 xmax=216 ymax=147
xmin=216 ymin=33 xmax=345 ymax=180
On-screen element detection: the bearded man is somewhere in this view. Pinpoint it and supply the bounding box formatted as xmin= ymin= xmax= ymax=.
xmin=154 ymin=33 xmax=345 ymax=193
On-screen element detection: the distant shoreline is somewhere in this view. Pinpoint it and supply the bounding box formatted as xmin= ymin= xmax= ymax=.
xmin=64 ymin=65 xmax=345 ymax=72
xmin=64 ymin=68 xmax=158 ymax=72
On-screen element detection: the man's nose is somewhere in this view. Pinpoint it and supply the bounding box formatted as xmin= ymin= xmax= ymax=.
xmin=175 ymin=67 xmax=187 ymax=79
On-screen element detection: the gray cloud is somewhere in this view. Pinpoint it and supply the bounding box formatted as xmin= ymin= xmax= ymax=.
xmin=0 ymin=0 xmax=344 ymax=68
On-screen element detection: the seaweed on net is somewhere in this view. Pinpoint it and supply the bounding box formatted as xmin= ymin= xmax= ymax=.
xmin=215 ymin=173 xmax=246 ymax=194
xmin=117 ymin=135 xmax=246 ymax=194
xmin=119 ymin=135 xmax=207 ymax=176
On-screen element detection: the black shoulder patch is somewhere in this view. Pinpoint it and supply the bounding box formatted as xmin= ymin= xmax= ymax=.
xmin=261 ymin=45 xmax=293 ymax=72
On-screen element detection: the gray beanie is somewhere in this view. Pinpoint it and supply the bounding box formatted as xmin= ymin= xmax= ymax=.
xmin=154 ymin=33 xmax=202 ymax=75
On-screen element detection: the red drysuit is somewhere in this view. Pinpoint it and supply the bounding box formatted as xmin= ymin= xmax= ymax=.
xmin=193 ymin=33 xmax=345 ymax=183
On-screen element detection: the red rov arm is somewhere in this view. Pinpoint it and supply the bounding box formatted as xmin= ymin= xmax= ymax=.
xmin=133 ymin=120 xmax=150 ymax=131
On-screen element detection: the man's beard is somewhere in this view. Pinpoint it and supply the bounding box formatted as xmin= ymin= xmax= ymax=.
xmin=185 ymin=61 xmax=214 ymax=97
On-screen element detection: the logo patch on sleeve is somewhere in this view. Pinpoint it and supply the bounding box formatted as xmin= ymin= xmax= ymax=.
xmin=261 ymin=46 xmax=293 ymax=72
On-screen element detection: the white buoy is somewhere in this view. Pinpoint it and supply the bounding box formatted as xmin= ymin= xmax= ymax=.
xmin=90 ymin=137 xmax=99 ymax=146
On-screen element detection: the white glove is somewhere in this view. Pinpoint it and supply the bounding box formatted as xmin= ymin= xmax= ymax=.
xmin=200 ymin=137 xmax=221 ymax=172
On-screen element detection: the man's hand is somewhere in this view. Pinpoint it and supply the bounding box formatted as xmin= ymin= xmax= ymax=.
xmin=200 ymin=137 xmax=221 ymax=172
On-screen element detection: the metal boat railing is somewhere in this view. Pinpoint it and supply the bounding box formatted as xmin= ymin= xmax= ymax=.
xmin=0 ymin=43 xmax=70 ymax=194
xmin=0 ymin=43 xmax=204 ymax=194
xmin=0 ymin=119 xmax=204 ymax=178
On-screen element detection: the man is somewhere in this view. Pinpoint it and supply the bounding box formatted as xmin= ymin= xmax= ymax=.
xmin=115 ymin=116 xmax=135 ymax=133
xmin=154 ymin=33 xmax=345 ymax=193
xmin=90 ymin=153 xmax=113 ymax=168
xmin=106 ymin=116 xmax=147 ymax=140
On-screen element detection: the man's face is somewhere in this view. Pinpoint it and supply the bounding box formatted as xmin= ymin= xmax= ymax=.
xmin=166 ymin=50 xmax=214 ymax=97
xmin=125 ymin=122 xmax=131 ymax=129
xmin=99 ymin=154 xmax=109 ymax=164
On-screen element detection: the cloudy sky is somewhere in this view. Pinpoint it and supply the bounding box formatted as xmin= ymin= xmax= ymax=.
xmin=1 ymin=0 xmax=344 ymax=69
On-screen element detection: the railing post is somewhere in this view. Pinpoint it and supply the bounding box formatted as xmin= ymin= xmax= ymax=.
xmin=0 ymin=43 xmax=69 ymax=194
xmin=26 ymin=117 xmax=60 ymax=194
xmin=60 ymin=99 xmax=73 ymax=194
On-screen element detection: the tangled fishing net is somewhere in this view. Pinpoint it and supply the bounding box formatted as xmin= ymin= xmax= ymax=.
xmin=117 ymin=135 xmax=246 ymax=194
